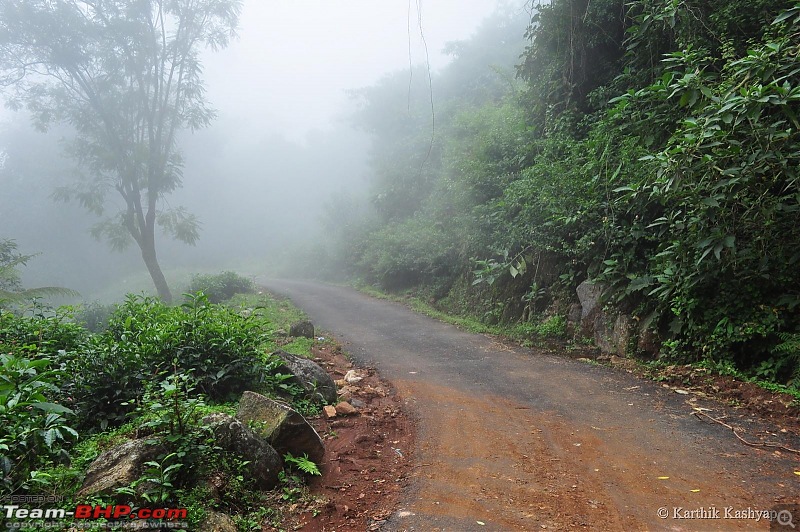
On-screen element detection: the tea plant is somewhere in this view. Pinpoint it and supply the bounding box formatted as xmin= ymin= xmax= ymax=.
xmin=186 ymin=272 xmax=255 ymax=304
xmin=0 ymin=353 xmax=77 ymax=496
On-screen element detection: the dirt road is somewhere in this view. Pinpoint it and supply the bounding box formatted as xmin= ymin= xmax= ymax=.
xmin=262 ymin=280 xmax=799 ymax=531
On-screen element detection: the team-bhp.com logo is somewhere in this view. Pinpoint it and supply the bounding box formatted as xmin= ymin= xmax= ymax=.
xmin=3 ymin=504 xmax=187 ymax=526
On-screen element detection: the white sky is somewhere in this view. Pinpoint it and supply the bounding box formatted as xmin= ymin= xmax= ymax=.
xmin=203 ymin=0 xmax=517 ymax=141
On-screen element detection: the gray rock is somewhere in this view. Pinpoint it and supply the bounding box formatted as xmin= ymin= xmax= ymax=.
xmin=289 ymin=320 xmax=315 ymax=339
xmin=576 ymin=281 xmax=638 ymax=356
xmin=567 ymin=303 xmax=582 ymax=325
xmin=350 ymin=398 xmax=366 ymax=409
xmin=590 ymin=310 xmax=633 ymax=356
xmin=576 ymin=280 xmax=604 ymax=320
xmin=274 ymin=350 xmax=337 ymax=404
xmin=236 ymin=391 xmax=325 ymax=464
xmin=198 ymin=510 xmax=237 ymax=532
xmin=201 ymin=412 xmax=282 ymax=489
xmin=613 ymin=314 xmax=633 ymax=356
xmin=77 ymin=439 xmax=164 ymax=497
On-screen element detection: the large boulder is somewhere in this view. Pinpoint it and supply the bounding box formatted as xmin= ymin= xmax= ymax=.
xmin=593 ymin=312 xmax=634 ymax=356
xmin=274 ymin=350 xmax=337 ymax=404
xmin=201 ymin=412 xmax=282 ymax=489
xmin=77 ymin=439 xmax=164 ymax=497
xmin=576 ymin=280 xmax=656 ymax=357
xmin=236 ymin=391 xmax=325 ymax=464
xmin=576 ymin=280 xmax=604 ymax=321
xmin=289 ymin=320 xmax=315 ymax=339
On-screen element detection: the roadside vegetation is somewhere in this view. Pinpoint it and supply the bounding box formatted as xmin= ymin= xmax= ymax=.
xmin=311 ymin=2 xmax=800 ymax=398
xmin=0 ymin=271 xmax=324 ymax=529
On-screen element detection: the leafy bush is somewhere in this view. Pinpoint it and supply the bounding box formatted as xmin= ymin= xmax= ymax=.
xmin=74 ymin=302 xmax=116 ymax=333
xmin=0 ymin=353 xmax=77 ymax=496
xmin=0 ymin=289 xmax=326 ymax=517
xmin=0 ymin=305 xmax=87 ymax=356
xmin=356 ymin=217 xmax=461 ymax=290
xmin=69 ymin=293 xmax=272 ymax=430
xmin=186 ymin=271 xmax=255 ymax=303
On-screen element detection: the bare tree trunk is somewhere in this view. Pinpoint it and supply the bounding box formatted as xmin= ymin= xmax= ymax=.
xmin=140 ymin=234 xmax=172 ymax=304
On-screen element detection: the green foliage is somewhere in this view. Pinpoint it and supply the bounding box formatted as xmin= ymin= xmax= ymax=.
xmin=0 ymin=305 xmax=88 ymax=493
xmin=133 ymin=371 xmax=206 ymax=438
xmin=357 ymin=217 xmax=461 ymax=289
xmin=602 ymin=5 xmax=800 ymax=370
xmin=772 ymin=333 xmax=800 ymax=388
xmin=283 ymin=452 xmax=321 ymax=476
xmin=332 ymin=1 xmax=800 ymax=388
xmin=0 ymin=239 xmax=29 ymax=293
xmin=69 ymin=292 xmax=271 ymax=430
xmin=517 ymin=0 xmax=626 ymax=131
xmin=186 ymin=271 xmax=255 ymax=304
xmin=0 ymin=304 xmax=88 ymax=355
xmin=0 ymin=288 xmax=331 ymax=525
xmin=116 ymin=452 xmax=184 ymax=504
xmin=73 ymin=302 xmax=116 ymax=333
xmin=0 ymin=353 xmax=78 ymax=496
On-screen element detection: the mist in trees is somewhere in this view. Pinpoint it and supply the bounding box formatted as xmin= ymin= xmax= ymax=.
xmin=0 ymin=0 xmax=504 ymax=301
xmin=1 ymin=0 xmax=798 ymax=385
xmin=0 ymin=0 xmax=247 ymax=302
xmin=329 ymin=0 xmax=800 ymax=386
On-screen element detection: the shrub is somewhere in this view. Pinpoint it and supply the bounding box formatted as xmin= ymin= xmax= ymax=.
xmin=185 ymin=272 xmax=255 ymax=303
xmin=70 ymin=293 xmax=272 ymax=431
xmin=0 ymin=306 xmax=87 ymax=356
xmin=0 ymin=353 xmax=78 ymax=496
xmin=74 ymin=302 xmax=116 ymax=333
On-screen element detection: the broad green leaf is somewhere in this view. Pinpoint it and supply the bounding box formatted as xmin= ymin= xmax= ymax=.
xmin=31 ymin=402 xmax=74 ymax=415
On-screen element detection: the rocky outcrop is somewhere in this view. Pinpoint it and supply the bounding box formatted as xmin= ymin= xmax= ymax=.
xmin=201 ymin=412 xmax=282 ymax=489
xmin=573 ymin=280 xmax=658 ymax=357
xmin=77 ymin=439 xmax=164 ymax=497
xmin=274 ymin=350 xmax=337 ymax=404
xmin=594 ymin=312 xmax=634 ymax=356
xmin=576 ymin=280 xmax=604 ymax=322
xmin=289 ymin=320 xmax=315 ymax=339
xmin=236 ymin=391 xmax=325 ymax=464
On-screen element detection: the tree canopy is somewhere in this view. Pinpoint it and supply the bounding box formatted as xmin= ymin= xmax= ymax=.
xmin=0 ymin=0 xmax=242 ymax=302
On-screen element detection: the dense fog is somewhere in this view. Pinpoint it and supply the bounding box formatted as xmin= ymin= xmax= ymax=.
xmin=0 ymin=0 xmax=529 ymax=302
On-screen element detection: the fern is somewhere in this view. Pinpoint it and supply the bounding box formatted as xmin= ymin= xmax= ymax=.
xmin=774 ymin=332 xmax=800 ymax=387
xmin=0 ymin=240 xmax=78 ymax=308
xmin=0 ymin=287 xmax=80 ymax=307
xmin=283 ymin=452 xmax=321 ymax=476
xmin=775 ymin=332 xmax=800 ymax=354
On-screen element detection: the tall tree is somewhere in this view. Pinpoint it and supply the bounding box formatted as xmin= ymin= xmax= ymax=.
xmin=0 ymin=0 xmax=242 ymax=302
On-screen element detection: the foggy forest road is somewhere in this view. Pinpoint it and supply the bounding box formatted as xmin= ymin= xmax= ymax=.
xmin=261 ymin=280 xmax=799 ymax=531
